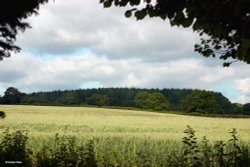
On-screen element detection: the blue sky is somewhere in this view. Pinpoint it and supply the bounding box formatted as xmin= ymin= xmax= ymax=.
xmin=0 ymin=0 xmax=250 ymax=103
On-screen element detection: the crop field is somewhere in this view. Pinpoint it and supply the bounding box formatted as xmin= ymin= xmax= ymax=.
xmin=1 ymin=105 xmax=250 ymax=141
xmin=0 ymin=105 xmax=250 ymax=166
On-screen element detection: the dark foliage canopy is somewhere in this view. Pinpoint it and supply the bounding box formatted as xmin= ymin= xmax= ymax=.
xmin=2 ymin=87 xmax=22 ymax=104
xmin=243 ymin=103 xmax=250 ymax=115
xmin=100 ymin=0 xmax=250 ymax=66
xmin=134 ymin=91 xmax=170 ymax=111
xmin=0 ymin=87 xmax=243 ymax=115
xmin=0 ymin=0 xmax=48 ymax=60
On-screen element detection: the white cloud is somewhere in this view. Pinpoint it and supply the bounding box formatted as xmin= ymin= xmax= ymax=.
xmin=0 ymin=0 xmax=250 ymax=105
xmin=0 ymin=51 xmax=248 ymax=104
xmin=235 ymin=78 xmax=250 ymax=94
xmin=235 ymin=78 xmax=250 ymax=103
xmin=16 ymin=0 xmax=200 ymax=62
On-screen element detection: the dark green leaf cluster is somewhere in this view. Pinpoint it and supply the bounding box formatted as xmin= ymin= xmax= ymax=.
xmin=181 ymin=90 xmax=218 ymax=114
xmin=86 ymin=94 xmax=110 ymax=107
xmin=0 ymin=111 xmax=6 ymax=119
xmin=181 ymin=126 xmax=250 ymax=167
xmin=0 ymin=0 xmax=49 ymax=60
xmin=36 ymin=134 xmax=98 ymax=167
xmin=1 ymin=87 xmax=23 ymax=104
xmin=0 ymin=129 xmax=32 ymax=167
xmin=100 ymin=0 xmax=250 ymax=65
xmin=242 ymin=103 xmax=250 ymax=115
xmin=134 ymin=91 xmax=170 ymax=111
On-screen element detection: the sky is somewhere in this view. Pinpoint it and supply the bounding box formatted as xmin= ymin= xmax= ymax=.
xmin=0 ymin=0 xmax=250 ymax=103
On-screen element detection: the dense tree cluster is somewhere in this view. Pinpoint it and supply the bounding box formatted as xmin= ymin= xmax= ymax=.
xmin=0 ymin=87 xmax=23 ymax=104
xmin=0 ymin=87 xmax=246 ymax=115
xmin=134 ymin=91 xmax=170 ymax=111
xmin=86 ymin=94 xmax=109 ymax=107
xmin=243 ymin=103 xmax=250 ymax=115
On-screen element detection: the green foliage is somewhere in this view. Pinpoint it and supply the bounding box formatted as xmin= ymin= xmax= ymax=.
xmin=134 ymin=91 xmax=170 ymax=111
xmin=57 ymin=91 xmax=81 ymax=105
xmin=2 ymin=87 xmax=22 ymax=104
xmin=0 ymin=111 xmax=6 ymax=119
xmin=243 ymin=103 xmax=250 ymax=115
xmin=181 ymin=126 xmax=250 ymax=167
xmin=0 ymin=0 xmax=49 ymax=60
xmin=0 ymin=129 xmax=32 ymax=167
xmin=100 ymin=0 xmax=250 ymax=65
xmin=2 ymin=87 xmax=244 ymax=115
xmin=182 ymin=126 xmax=201 ymax=167
xmin=36 ymin=134 xmax=97 ymax=167
xmin=181 ymin=90 xmax=217 ymax=114
xmin=20 ymin=95 xmax=49 ymax=105
xmin=0 ymin=127 xmax=250 ymax=166
xmin=86 ymin=94 xmax=109 ymax=107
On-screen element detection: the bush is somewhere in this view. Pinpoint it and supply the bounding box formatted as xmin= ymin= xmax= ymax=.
xmin=181 ymin=126 xmax=250 ymax=167
xmin=0 ymin=111 xmax=6 ymax=119
xmin=36 ymin=134 xmax=97 ymax=167
xmin=0 ymin=129 xmax=32 ymax=167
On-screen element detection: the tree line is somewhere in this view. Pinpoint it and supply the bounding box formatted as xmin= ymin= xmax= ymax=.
xmin=0 ymin=87 xmax=250 ymax=115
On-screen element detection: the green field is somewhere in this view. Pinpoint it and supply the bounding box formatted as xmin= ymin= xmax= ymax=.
xmin=1 ymin=105 xmax=250 ymax=142
xmin=1 ymin=105 xmax=250 ymax=166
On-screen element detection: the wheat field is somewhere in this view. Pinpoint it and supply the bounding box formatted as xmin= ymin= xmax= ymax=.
xmin=0 ymin=105 xmax=249 ymax=143
xmin=1 ymin=105 xmax=250 ymax=166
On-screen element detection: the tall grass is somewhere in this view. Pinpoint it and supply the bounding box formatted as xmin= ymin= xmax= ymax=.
xmin=0 ymin=127 xmax=249 ymax=167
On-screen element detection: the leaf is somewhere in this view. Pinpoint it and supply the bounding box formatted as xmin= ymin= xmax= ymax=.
xmin=135 ymin=10 xmax=147 ymax=20
xmin=103 ymin=1 xmax=112 ymax=8
xmin=131 ymin=0 xmax=140 ymax=6
xmin=125 ymin=10 xmax=132 ymax=18
xmin=182 ymin=17 xmax=193 ymax=28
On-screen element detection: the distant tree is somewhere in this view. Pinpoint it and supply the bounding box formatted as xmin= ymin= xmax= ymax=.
xmin=100 ymin=0 xmax=250 ymax=66
xmin=0 ymin=111 xmax=6 ymax=119
xmin=0 ymin=0 xmax=49 ymax=60
xmin=57 ymin=91 xmax=81 ymax=105
xmin=86 ymin=94 xmax=109 ymax=107
xmin=2 ymin=87 xmax=22 ymax=104
xmin=20 ymin=95 xmax=49 ymax=105
xmin=181 ymin=90 xmax=217 ymax=113
xmin=134 ymin=91 xmax=170 ymax=111
xmin=243 ymin=103 xmax=250 ymax=115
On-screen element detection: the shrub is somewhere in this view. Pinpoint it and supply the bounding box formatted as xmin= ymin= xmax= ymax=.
xmin=0 ymin=129 xmax=32 ymax=167
xmin=36 ymin=134 xmax=97 ymax=167
xmin=0 ymin=111 xmax=6 ymax=119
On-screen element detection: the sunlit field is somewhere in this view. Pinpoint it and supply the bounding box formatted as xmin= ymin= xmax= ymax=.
xmin=0 ymin=105 xmax=250 ymax=142
xmin=1 ymin=105 xmax=250 ymax=166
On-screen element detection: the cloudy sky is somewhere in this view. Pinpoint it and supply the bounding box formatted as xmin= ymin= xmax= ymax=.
xmin=0 ymin=0 xmax=250 ymax=103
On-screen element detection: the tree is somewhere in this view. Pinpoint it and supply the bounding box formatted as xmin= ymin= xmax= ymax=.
xmin=0 ymin=111 xmax=6 ymax=119
xmin=57 ymin=91 xmax=81 ymax=105
xmin=2 ymin=87 xmax=22 ymax=104
xmin=0 ymin=0 xmax=49 ymax=60
xmin=100 ymin=0 xmax=250 ymax=66
xmin=86 ymin=94 xmax=109 ymax=107
xmin=134 ymin=91 xmax=170 ymax=111
xmin=20 ymin=95 xmax=49 ymax=105
xmin=243 ymin=103 xmax=250 ymax=115
xmin=181 ymin=90 xmax=217 ymax=113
